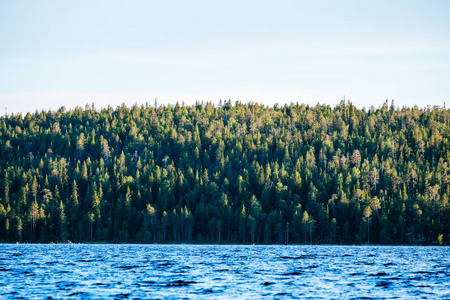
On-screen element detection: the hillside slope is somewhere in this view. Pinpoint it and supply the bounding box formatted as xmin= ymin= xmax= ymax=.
xmin=0 ymin=100 xmax=449 ymax=244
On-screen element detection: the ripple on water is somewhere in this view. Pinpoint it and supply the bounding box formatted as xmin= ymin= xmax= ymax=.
xmin=282 ymin=271 xmax=303 ymax=276
xmin=166 ymin=280 xmax=197 ymax=287
xmin=0 ymin=244 xmax=449 ymax=299
xmin=369 ymin=272 xmax=389 ymax=277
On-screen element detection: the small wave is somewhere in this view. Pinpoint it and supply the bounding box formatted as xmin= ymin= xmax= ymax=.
xmin=387 ymin=277 xmax=401 ymax=281
xmin=140 ymin=280 xmax=156 ymax=285
xmin=376 ymin=281 xmax=391 ymax=287
xmin=217 ymin=268 xmax=233 ymax=272
xmin=166 ymin=280 xmax=197 ymax=287
xmin=59 ymin=282 xmax=77 ymax=288
xmin=416 ymin=271 xmax=434 ymax=274
xmin=370 ymin=272 xmax=389 ymax=277
xmin=23 ymin=271 xmax=35 ymax=276
xmin=282 ymin=271 xmax=303 ymax=276
xmin=68 ymin=292 xmax=91 ymax=297
xmin=94 ymin=282 xmax=110 ymax=286
xmin=280 ymin=255 xmax=314 ymax=260
xmin=75 ymin=259 xmax=95 ymax=263
xmin=116 ymin=265 xmax=141 ymax=270
xmin=114 ymin=293 xmax=130 ymax=298
xmin=276 ymin=292 xmax=292 ymax=296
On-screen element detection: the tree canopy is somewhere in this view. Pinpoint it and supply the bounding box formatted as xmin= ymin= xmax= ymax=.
xmin=0 ymin=100 xmax=449 ymax=245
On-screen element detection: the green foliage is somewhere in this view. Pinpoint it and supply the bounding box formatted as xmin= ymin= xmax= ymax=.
xmin=0 ymin=100 xmax=449 ymax=244
xmin=438 ymin=234 xmax=444 ymax=246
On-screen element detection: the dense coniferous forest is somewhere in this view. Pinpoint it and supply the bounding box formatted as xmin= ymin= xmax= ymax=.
xmin=0 ymin=100 xmax=449 ymax=245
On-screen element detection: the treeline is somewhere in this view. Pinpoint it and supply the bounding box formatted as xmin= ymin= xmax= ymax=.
xmin=0 ymin=100 xmax=449 ymax=245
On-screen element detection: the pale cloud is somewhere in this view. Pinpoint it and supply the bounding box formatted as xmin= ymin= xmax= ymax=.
xmin=100 ymin=37 xmax=450 ymax=67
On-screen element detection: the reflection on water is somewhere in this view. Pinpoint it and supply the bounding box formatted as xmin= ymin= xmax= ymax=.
xmin=0 ymin=244 xmax=449 ymax=299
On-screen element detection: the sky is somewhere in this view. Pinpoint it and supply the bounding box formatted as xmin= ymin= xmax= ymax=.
xmin=1 ymin=0 xmax=449 ymax=115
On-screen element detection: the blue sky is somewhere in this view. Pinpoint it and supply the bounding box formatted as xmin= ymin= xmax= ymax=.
xmin=1 ymin=0 xmax=449 ymax=114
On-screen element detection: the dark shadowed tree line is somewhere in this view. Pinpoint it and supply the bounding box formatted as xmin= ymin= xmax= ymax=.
xmin=0 ymin=100 xmax=449 ymax=245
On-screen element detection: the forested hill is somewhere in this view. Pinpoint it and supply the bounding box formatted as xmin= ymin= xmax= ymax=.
xmin=0 ymin=100 xmax=449 ymax=245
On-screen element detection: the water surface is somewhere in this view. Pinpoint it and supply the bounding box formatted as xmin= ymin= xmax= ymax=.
xmin=0 ymin=244 xmax=449 ymax=299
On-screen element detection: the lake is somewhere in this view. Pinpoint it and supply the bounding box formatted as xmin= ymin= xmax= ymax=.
xmin=0 ymin=244 xmax=449 ymax=299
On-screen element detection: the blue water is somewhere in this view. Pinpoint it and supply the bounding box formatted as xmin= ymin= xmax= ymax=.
xmin=0 ymin=244 xmax=449 ymax=299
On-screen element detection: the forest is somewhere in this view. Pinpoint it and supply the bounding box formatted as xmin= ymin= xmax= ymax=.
xmin=0 ymin=100 xmax=449 ymax=245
